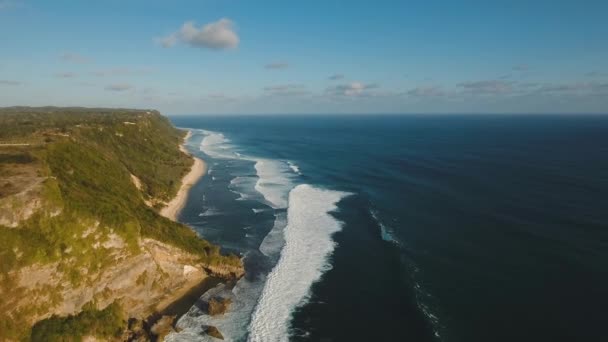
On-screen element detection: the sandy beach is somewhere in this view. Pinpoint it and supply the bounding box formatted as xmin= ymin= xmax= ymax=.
xmin=160 ymin=130 xmax=207 ymax=221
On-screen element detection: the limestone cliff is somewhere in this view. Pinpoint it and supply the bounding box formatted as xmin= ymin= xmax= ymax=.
xmin=0 ymin=107 xmax=243 ymax=341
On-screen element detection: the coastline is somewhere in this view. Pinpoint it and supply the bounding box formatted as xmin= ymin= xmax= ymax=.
xmin=160 ymin=130 xmax=207 ymax=222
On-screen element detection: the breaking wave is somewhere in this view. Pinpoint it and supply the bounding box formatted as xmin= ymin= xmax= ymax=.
xmin=248 ymin=184 xmax=350 ymax=342
xmin=170 ymin=130 xmax=348 ymax=342
xmin=200 ymin=130 xmax=239 ymax=159
xmin=287 ymin=161 xmax=301 ymax=175
xmin=253 ymin=159 xmax=293 ymax=209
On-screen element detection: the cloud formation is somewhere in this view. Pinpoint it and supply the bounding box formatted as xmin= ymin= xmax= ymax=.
xmin=265 ymin=62 xmax=289 ymax=70
xmin=458 ymin=80 xmax=513 ymax=94
xmin=585 ymin=71 xmax=607 ymax=78
xmin=537 ymin=82 xmax=608 ymax=94
xmin=452 ymin=78 xmax=608 ymax=98
xmin=54 ymin=72 xmax=77 ymax=78
xmin=328 ymin=74 xmax=345 ymax=80
xmin=104 ymin=83 xmax=133 ymax=92
xmin=158 ymin=19 xmax=239 ymax=50
xmin=60 ymin=52 xmax=91 ymax=64
xmin=91 ymin=68 xmax=153 ymax=77
xmin=407 ymin=86 xmax=445 ymax=97
xmin=513 ymin=64 xmax=529 ymax=71
xmin=326 ymin=82 xmax=380 ymax=97
xmin=205 ymin=93 xmax=240 ymax=102
xmin=0 ymin=80 xmax=21 ymax=86
xmin=264 ymin=84 xmax=309 ymax=96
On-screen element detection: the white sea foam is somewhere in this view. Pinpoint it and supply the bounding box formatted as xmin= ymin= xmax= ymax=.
xmin=199 ymin=208 xmax=222 ymax=217
xmin=248 ymin=184 xmax=350 ymax=342
xmin=253 ymin=159 xmax=293 ymax=209
xmin=370 ymin=209 xmax=400 ymax=246
xmin=174 ymin=130 xmax=328 ymax=342
xmin=229 ymin=176 xmax=257 ymax=201
xmin=287 ymin=161 xmax=301 ymax=175
xmin=258 ymin=211 xmax=287 ymax=263
xmin=199 ymin=131 xmax=295 ymax=209
xmin=167 ymin=279 xmax=265 ymax=342
xmin=200 ymin=130 xmax=238 ymax=159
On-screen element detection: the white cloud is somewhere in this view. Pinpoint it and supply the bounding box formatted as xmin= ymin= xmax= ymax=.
xmin=264 ymin=84 xmax=309 ymax=96
xmin=105 ymin=83 xmax=133 ymax=92
xmin=158 ymin=18 xmax=239 ymax=50
xmin=407 ymin=86 xmax=445 ymax=97
xmin=326 ymin=82 xmax=380 ymax=97
xmin=512 ymin=64 xmax=529 ymax=71
xmin=60 ymin=52 xmax=92 ymax=64
xmin=0 ymin=80 xmax=21 ymax=86
xmin=537 ymin=82 xmax=608 ymax=94
xmin=54 ymin=72 xmax=77 ymax=78
xmin=205 ymin=93 xmax=240 ymax=102
xmin=585 ymin=71 xmax=608 ymax=78
xmin=91 ymin=68 xmax=153 ymax=77
xmin=265 ymin=62 xmax=289 ymax=70
xmin=458 ymin=80 xmax=513 ymax=94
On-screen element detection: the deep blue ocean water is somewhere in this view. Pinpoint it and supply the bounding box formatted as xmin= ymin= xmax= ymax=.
xmin=168 ymin=114 xmax=608 ymax=342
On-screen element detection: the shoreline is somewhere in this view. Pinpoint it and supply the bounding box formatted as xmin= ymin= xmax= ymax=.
xmin=157 ymin=276 xmax=223 ymax=319
xmin=160 ymin=130 xmax=207 ymax=222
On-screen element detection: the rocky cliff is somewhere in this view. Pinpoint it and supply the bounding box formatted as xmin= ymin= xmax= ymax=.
xmin=0 ymin=107 xmax=243 ymax=341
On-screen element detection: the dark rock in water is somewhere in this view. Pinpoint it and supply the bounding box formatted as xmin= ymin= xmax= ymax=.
xmin=203 ymin=325 xmax=224 ymax=340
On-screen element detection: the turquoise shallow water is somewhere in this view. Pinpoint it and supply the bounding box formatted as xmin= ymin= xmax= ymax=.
xmin=170 ymin=114 xmax=608 ymax=342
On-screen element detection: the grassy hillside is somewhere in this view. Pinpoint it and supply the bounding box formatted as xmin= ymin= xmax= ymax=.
xmin=0 ymin=107 xmax=240 ymax=340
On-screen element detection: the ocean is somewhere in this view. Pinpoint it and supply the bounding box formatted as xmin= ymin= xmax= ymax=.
xmin=166 ymin=114 xmax=608 ymax=342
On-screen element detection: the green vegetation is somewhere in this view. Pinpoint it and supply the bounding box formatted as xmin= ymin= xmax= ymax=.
xmin=0 ymin=107 xmax=241 ymax=341
xmin=0 ymin=107 xmax=237 ymax=263
xmin=30 ymin=302 xmax=126 ymax=342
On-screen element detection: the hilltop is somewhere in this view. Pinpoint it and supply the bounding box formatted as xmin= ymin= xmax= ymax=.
xmin=0 ymin=107 xmax=242 ymax=341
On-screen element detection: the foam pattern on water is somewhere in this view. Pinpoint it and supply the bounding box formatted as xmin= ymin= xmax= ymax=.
xmin=248 ymin=184 xmax=350 ymax=342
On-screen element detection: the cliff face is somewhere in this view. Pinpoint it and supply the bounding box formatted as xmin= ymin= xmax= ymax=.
xmin=0 ymin=107 xmax=242 ymax=341
xmin=9 ymin=237 xmax=206 ymax=323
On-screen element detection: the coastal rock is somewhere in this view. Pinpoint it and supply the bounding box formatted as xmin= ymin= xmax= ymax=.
xmin=125 ymin=318 xmax=151 ymax=342
xmin=150 ymin=315 xmax=176 ymax=341
xmin=207 ymin=297 xmax=232 ymax=316
xmin=202 ymin=325 xmax=224 ymax=340
xmin=0 ymin=108 xmax=243 ymax=340
xmin=204 ymin=264 xmax=245 ymax=279
xmin=9 ymin=237 xmax=209 ymax=326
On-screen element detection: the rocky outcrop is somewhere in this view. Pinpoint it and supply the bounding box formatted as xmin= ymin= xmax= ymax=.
xmin=0 ymin=177 xmax=58 ymax=228
xmin=7 ymin=236 xmax=209 ymax=326
xmin=203 ymin=325 xmax=224 ymax=340
xmin=207 ymin=297 xmax=232 ymax=316
xmin=124 ymin=318 xmax=151 ymax=342
xmin=150 ymin=315 xmax=176 ymax=341
xmin=204 ymin=264 xmax=245 ymax=279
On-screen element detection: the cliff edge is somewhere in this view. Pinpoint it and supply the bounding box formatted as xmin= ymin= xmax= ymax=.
xmin=0 ymin=107 xmax=243 ymax=341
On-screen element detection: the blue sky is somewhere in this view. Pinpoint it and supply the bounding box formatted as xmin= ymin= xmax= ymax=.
xmin=1 ymin=0 xmax=607 ymax=114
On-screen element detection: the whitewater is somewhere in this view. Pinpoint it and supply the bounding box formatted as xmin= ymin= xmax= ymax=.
xmin=167 ymin=130 xmax=349 ymax=342
xmin=248 ymin=185 xmax=350 ymax=341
